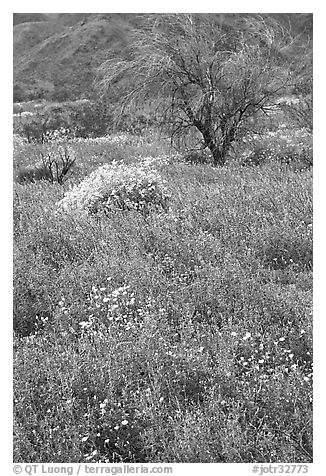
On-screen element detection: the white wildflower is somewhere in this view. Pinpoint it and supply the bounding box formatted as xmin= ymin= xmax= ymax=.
xmin=243 ymin=332 xmax=251 ymax=341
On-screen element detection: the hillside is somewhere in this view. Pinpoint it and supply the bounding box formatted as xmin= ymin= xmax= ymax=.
xmin=13 ymin=13 xmax=136 ymax=101
xmin=13 ymin=13 xmax=312 ymax=102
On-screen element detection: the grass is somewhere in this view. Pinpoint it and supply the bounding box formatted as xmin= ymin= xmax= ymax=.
xmin=13 ymin=128 xmax=312 ymax=463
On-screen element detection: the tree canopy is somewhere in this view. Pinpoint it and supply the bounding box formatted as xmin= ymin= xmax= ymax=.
xmin=97 ymin=14 xmax=309 ymax=165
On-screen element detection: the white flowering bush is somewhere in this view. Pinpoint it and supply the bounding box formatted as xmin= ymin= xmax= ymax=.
xmin=43 ymin=127 xmax=75 ymax=143
xmin=58 ymin=159 xmax=171 ymax=215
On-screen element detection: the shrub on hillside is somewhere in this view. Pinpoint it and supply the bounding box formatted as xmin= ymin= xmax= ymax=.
xmin=58 ymin=159 xmax=170 ymax=215
xmin=13 ymin=99 xmax=114 ymax=141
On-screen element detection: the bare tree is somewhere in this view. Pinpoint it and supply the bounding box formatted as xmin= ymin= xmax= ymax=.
xmin=97 ymin=14 xmax=296 ymax=166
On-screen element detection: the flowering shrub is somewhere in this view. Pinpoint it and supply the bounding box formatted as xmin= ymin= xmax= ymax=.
xmin=58 ymin=160 xmax=170 ymax=215
xmin=43 ymin=127 xmax=75 ymax=143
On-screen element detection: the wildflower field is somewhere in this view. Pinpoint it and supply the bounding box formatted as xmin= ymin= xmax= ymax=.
xmin=13 ymin=120 xmax=313 ymax=463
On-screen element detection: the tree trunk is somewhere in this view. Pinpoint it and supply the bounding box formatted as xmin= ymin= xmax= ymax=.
xmin=211 ymin=145 xmax=226 ymax=166
xmin=196 ymin=121 xmax=233 ymax=166
xmin=205 ymin=127 xmax=237 ymax=166
xmin=202 ymin=132 xmax=226 ymax=166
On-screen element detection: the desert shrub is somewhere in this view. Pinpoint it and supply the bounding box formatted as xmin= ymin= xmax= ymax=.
xmin=14 ymin=111 xmax=58 ymax=144
xmin=15 ymin=144 xmax=76 ymax=185
xmin=14 ymin=99 xmax=115 ymax=142
xmin=13 ymin=103 xmax=76 ymax=143
xmin=42 ymin=127 xmax=75 ymax=143
xmin=66 ymin=99 xmax=113 ymax=138
xmin=14 ymin=113 xmax=44 ymax=143
xmin=58 ymin=159 xmax=171 ymax=215
xmin=240 ymin=127 xmax=312 ymax=167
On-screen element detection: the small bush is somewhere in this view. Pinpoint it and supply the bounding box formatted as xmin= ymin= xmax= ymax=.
xmin=13 ymin=110 xmax=66 ymax=144
xmin=15 ymin=145 xmax=76 ymax=185
xmin=66 ymin=99 xmax=113 ymax=138
xmin=58 ymin=159 xmax=171 ymax=215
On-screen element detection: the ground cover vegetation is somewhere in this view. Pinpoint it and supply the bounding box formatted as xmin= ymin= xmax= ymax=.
xmin=13 ymin=13 xmax=312 ymax=464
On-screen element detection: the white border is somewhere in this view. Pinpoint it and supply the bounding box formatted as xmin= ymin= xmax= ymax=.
xmin=3 ymin=3 xmax=325 ymax=474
